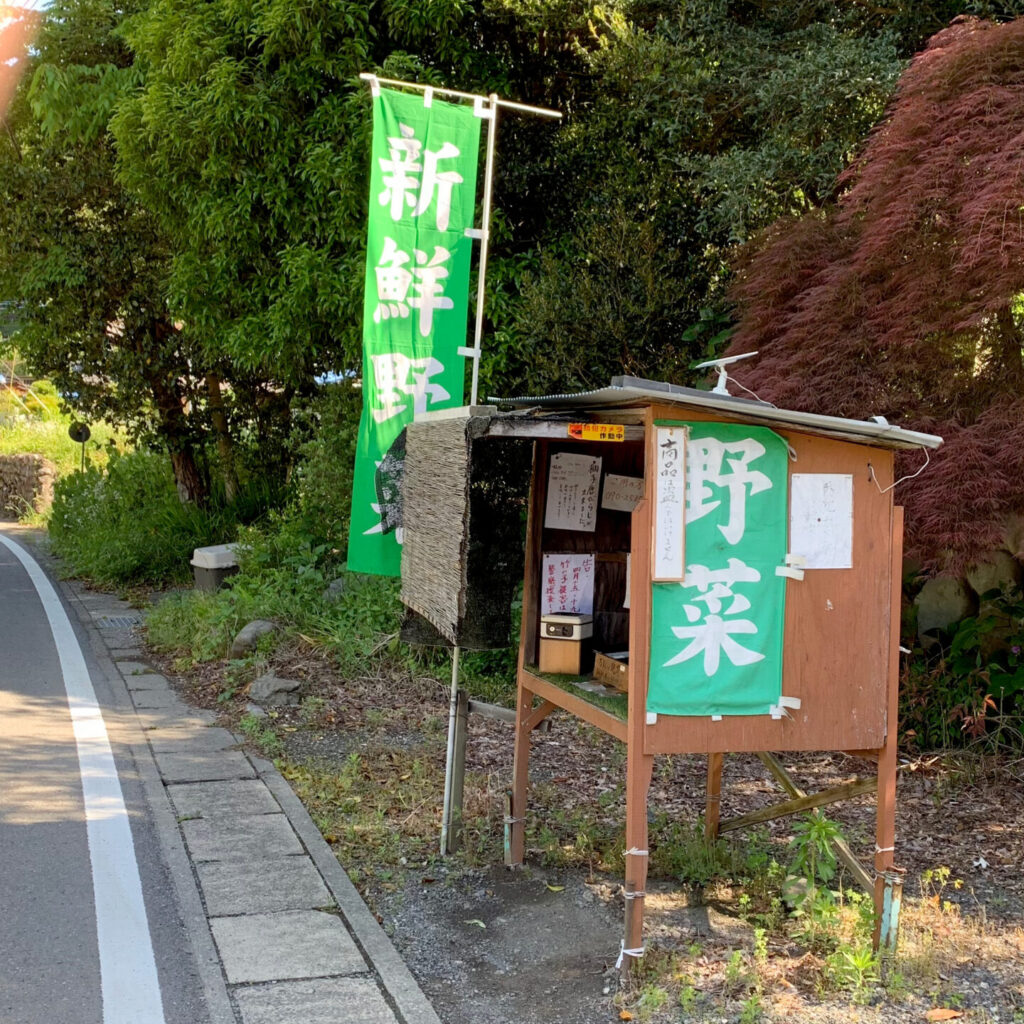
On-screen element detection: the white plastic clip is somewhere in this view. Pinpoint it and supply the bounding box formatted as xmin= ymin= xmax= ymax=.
xmin=457 ymin=346 xmax=480 ymax=359
xmin=368 ymin=75 xmax=381 ymax=98
xmin=645 ymin=712 xmax=658 ymax=725
xmin=711 ymin=714 xmax=723 ymax=722
xmin=464 ymin=227 xmax=486 ymax=240
xmin=474 ymin=95 xmax=495 ymax=120
xmin=776 ymin=566 xmax=805 ymax=580
xmin=423 ymin=86 xmax=434 ymax=108
xmin=769 ymin=695 xmax=801 ymax=720
xmin=785 ymin=554 xmax=807 ymax=568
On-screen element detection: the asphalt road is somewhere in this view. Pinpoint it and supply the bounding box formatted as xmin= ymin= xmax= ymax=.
xmin=0 ymin=530 xmax=217 ymax=1024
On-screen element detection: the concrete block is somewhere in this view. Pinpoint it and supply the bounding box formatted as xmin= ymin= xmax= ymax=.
xmin=154 ymin=749 xmax=256 ymax=784
xmin=234 ymin=978 xmax=398 ymax=1024
xmin=116 ymin=660 xmax=156 ymax=676
xmin=124 ymin=673 xmax=170 ymax=692
xmin=211 ymin=910 xmax=364 ymax=983
xmin=131 ymin=689 xmax=187 ymax=709
xmin=182 ymin=813 xmax=302 ymax=862
xmin=197 ymin=857 xmax=332 ymax=916
xmin=148 ymin=727 xmax=238 ymax=754
xmin=168 ymin=779 xmax=279 ymax=819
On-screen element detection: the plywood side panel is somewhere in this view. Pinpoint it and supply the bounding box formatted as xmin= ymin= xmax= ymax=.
xmin=643 ymin=402 xmax=896 ymax=754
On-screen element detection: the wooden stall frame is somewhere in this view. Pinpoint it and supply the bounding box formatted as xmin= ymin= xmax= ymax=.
xmin=504 ymin=400 xmax=909 ymax=971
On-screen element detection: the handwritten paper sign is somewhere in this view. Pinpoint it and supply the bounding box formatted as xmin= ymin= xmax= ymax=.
xmin=544 ymin=453 xmax=602 ymax=532
xmin=601 ymin=474 xmax=644 ymax=512
xmin=790 ymin=474 xmax=853 ymax=569
xmin=541 ymin=553 xmax=595 ymax=615
xmin=652 ymin=426 xmax=687 ymax=581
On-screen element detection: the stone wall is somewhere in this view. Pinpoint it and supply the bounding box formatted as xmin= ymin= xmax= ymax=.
xmin=0 ymin=454 xmax=56 ymax=518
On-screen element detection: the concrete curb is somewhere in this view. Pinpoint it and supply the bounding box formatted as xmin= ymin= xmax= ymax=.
xmin=253 ymin=758 xmax=443 ymax=1024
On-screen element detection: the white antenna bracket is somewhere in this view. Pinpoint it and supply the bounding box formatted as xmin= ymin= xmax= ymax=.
xmin=693 ymin=351 xmax=758 ymax=396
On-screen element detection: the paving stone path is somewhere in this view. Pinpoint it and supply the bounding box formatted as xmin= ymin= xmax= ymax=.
xmin=67 ymin=578 xmax=441 ymax=1024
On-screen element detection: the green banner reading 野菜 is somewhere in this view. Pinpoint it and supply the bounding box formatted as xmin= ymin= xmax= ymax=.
xmin=648 ymin=422 xmax=789 ymax=717
xmin=347 ymin=87 xmax=482 ymax=575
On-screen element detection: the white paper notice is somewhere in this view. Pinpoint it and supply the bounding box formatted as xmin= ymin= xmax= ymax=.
xmin=541 ymin=553 xmax=596 ymax=615
xmin=652 ymin=426 xmax=687 ymax=580
xmin=544 ymin=453 xmax=602 ymax=532
xmin=601 ymin=474 xmax=644 ymax=512
xmin=790 ymin=473 xmax=853 ymax=569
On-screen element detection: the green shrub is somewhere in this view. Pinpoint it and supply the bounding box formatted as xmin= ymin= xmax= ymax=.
xmin=49 ymin=450 xmax=275 ymax=585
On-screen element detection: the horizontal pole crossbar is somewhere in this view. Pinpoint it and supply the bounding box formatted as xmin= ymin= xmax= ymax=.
xmin=359 ymin=73 xmax=562 ymax=119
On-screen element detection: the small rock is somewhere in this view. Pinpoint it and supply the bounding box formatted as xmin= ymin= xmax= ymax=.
xmin=244 ymin=701 xmax=268 ymax=719
xmin=322 ymin=577 xmax=347 ymax=603
xmin=229 ymin=619 xmax=280 ymax=659
xmin=249 ymin=672 xmax=303 ymax=707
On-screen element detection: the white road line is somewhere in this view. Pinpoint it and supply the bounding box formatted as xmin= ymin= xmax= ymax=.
xmin=0 ymin=534 xmax=166 ymax=1024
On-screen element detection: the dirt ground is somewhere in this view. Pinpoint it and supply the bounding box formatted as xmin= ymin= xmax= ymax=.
xmin=159 ymin=638 xmax=1024 ymax=1024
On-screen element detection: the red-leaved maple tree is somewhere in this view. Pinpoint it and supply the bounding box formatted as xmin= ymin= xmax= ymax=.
xmin=727 ymin=16 xmax=1024 ymax=571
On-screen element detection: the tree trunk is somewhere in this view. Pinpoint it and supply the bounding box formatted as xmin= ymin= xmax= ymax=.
xmin=169 ymin=449 xmax=205 ymax=504
xmin=996 ymin=305 xmax=1024 ymax=386
xmin=206 ymin=372 xmax=238 ymax=503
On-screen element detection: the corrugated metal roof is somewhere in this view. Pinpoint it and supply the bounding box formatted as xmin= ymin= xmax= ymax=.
xmin=489 ymin=375 xmax=943 ymax=451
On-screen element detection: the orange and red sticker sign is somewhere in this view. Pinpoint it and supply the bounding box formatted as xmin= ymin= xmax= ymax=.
xmin=567 ymin=422 xmax=625 ymax=442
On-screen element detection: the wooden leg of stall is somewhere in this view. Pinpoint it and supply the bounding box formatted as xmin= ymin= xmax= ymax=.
xmin=508 ymin=681 xmax=533 ymax=866
xmin=622 ymin=745 xmax=654 ymax=978
xmin=705 ymin=752 xmax=724 ymax=841
xmin=873 ymin=506 xmax=904 ymax=953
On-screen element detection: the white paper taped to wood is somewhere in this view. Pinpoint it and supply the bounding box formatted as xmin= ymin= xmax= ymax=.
xmin=790 ymin=473 xmax=853 ymax=569
xmin=652 ymin=426 xmax=687 ymax=580
xmin=544 ymin=453 xmax=602 ymax=531
xmin=601 ymin=474 xmax=644 ymax=512
xmin=541 ymin=553 xmax=595 ymax=615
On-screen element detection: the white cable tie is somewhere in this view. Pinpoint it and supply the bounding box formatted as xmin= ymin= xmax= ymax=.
xmin=645 ymin=712 xmax=658 ymax=725
xmin=423 ymin=86 xmax=433 ymax=108
xmin=875 ymin=844 xmax=895 ymax=854
xmin=623 ymin=847 xmax=648 ymax=857
xmin=711 ymin=714 xmax=723 ymax=722
xmin=785 ymin=554 xmax=807 ymax=568
xmin=776 ymin=565 xmax=805 ymax=580
xmin=474 ymin=95 xmax=495 ymax=120
xmin=464 ymin=227 xmax=486 ymax=239
xmin=899 ymin=645 xmax=911 ymax=654
xmin=623 ymin=890 xmax=646 ymax=900
xmin=779 ymin=696 xmax=801 ymax=710
xmin=503 ymin=815 xmax=526 ymax=825
xmin=368 ymin=75 xmax=380 ymax=98
xmin=457 ymin=346 xmax=480 ymax=359
xmin=768 ymin=704 xmax=788 ymax=720
xmin=615 ymin=941 xmax=646 ymax=970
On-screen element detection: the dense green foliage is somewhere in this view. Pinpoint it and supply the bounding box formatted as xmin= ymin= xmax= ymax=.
xmin=48 ymin=450 xmax=280 ymax=583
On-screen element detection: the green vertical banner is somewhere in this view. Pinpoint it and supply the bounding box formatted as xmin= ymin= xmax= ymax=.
xmin=347 ymin=87 xmax=483 ymax=575
xmin=648 ymin=423 xmax=789 ymax=717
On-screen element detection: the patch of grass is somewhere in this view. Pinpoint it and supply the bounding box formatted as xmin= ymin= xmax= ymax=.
xmin=237 ymin=712 xmax=284 ymax=757
xmin=280 ymin=749 xmax=505 ymax=886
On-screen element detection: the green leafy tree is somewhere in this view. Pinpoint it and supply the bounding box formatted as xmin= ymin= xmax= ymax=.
xmin=0 ymin=0 xmax=220 ymax=500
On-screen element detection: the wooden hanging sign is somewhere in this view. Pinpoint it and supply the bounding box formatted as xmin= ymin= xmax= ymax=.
xmin=651 ymin=425 xmax=688 ymax=582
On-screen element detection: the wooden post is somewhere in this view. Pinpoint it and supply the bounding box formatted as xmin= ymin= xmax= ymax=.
xmin=873 ymin=506 xmax=904 ymax=950
xmin=705 ymin=753 xmax=724 ymax=841
xmin=508 ymin=442 xmax=545 ymax=866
